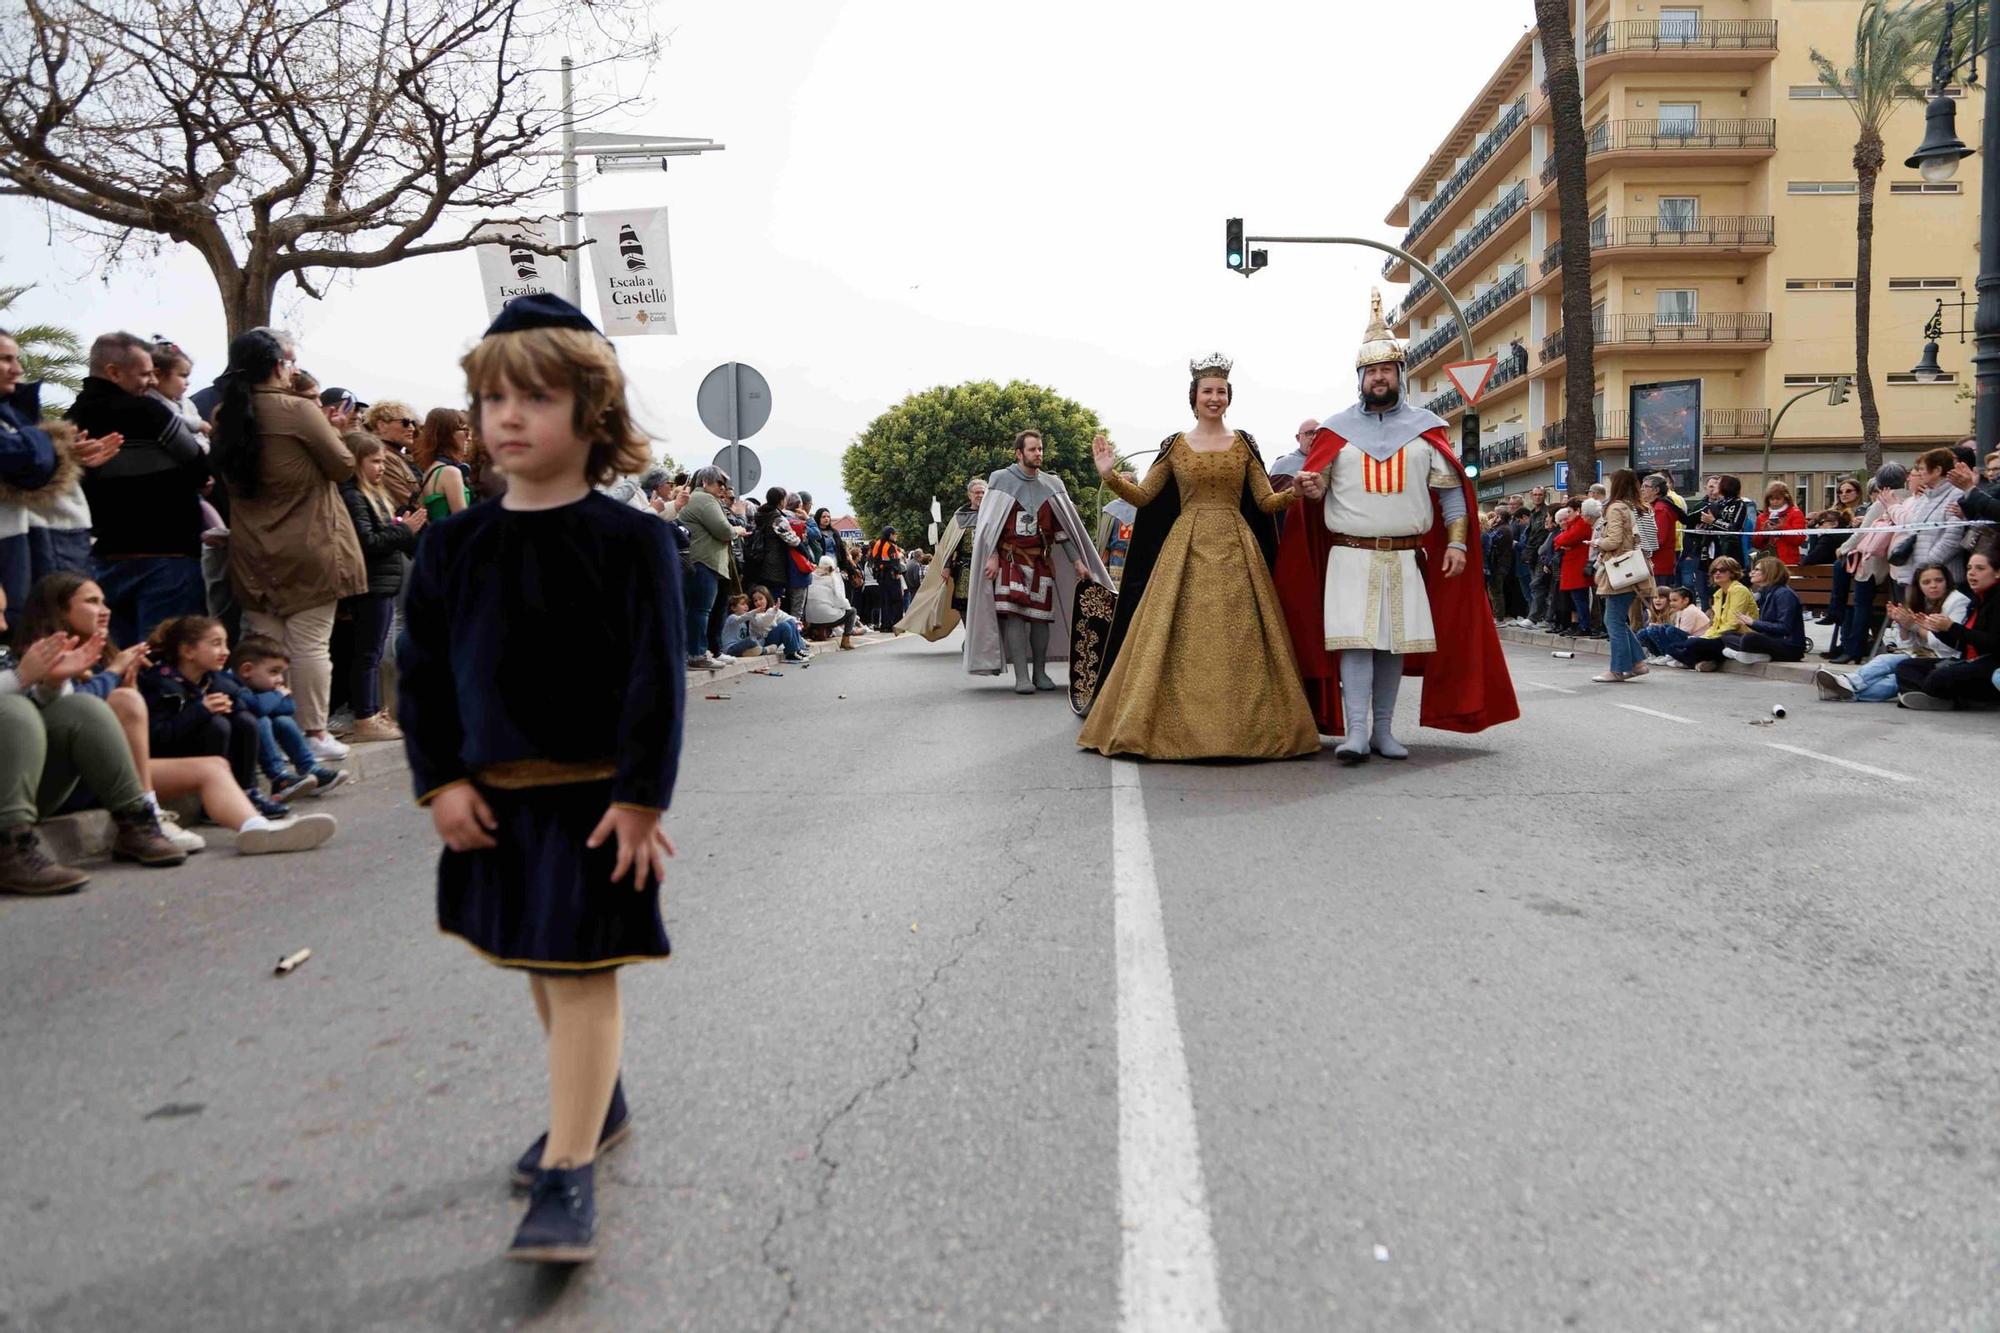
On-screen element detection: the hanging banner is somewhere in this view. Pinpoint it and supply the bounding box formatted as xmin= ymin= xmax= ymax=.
xmin=584 ymin=207 xmax=677 ymax=336
xmin=473 ymin=219 xmax=573 ymax=321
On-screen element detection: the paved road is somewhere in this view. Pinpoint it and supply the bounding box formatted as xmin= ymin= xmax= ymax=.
xmin=2 ymin=636 xmax=1995 ymax=1331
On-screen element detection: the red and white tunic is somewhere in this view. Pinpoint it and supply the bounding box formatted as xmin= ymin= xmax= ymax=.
xmin=1321 ymin=439 xmax=1451 ymax=653
xmin=992 ymin=498 xmax=1067 ymax=622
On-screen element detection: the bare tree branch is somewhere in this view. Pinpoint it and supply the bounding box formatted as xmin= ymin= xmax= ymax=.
xmin=0 ymin=0 xmax=655 ymax=333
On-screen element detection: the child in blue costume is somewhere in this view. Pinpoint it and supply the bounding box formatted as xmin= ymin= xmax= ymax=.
xmin=398 ymin=295 xmax=684 ymax=1264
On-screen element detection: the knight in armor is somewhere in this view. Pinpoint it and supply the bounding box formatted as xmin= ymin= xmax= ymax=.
xmin=1273 ymin=292 xmax=1519 ymax=761
xmin=962 ymin=430 xmax=1109 ymax=694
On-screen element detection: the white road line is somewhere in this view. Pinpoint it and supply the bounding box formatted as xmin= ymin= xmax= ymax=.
xmin=1111 ymin=760 xmax=1227 ymax=1333
xmin=1520 ymin=680 xmax=1578 ymax=695
xmin=1615 ymin=703 xmax=1697 ymax=726
xmin=1765 ymin=743 xmax=1916 ymax=784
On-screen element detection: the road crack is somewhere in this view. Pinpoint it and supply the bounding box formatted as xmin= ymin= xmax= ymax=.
xmin=758 ymin=836 xmax=1036 ymax=1332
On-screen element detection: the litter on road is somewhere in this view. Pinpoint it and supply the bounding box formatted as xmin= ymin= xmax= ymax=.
xmin=274 ymin=948 xmax=312 ymax=976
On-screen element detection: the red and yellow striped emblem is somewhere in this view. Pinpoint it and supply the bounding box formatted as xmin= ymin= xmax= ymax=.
xmin=1362 ymin=447 xmax=1407 ymax=495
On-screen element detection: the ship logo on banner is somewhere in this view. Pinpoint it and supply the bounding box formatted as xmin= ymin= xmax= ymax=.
xmin=585 ymin=208 xmax=676 ymax=335
xmin=473 ymin=218 xmax=572 ymax=321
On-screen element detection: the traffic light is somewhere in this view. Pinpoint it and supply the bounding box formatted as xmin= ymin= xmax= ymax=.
xmin=1827 ymin=375 xmax=1851 ymax=406
xmin=1462 ymin=412 xmax=1481 ymax=478
xmin=1226 ymin=218 xmax=1245 ymax=272
xmin=1248 ymin=248 xmax=1269 ymax=274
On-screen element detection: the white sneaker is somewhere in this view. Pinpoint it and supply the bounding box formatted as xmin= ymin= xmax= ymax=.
xmin=306 ymin=733 xmax=351 ymax=762
xmin=1722 ymin=648 xmax=1772 ymax=666
xmin=237 ymin=813 xmax=337 ymax=855
xmin=712 ymin=653 xmax=738 ymax=665
xmin=156 ymin=810 xmax=206 ymax=855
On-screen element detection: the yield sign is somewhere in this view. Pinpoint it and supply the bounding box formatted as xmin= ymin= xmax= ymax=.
xmin=1443 ymin=357 xmax=1499 ymax=405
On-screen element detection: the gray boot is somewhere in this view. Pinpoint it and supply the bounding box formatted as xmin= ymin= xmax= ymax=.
xmin=1334 ymin=651 xmax=1374 ymax=764
xmin=1001 ymin=617 xmax=1035 ymax=694
xmin=1370 ymin=650 xmax=1409 ymax=759
xmin=1029 ymin=621 xmax=1059 ymax=691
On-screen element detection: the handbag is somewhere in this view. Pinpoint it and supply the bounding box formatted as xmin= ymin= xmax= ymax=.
xmin=1888 ymin=533 xmax=1918 ymax=566
xmin=1602 ymin=545 xmax=1651 ymax=592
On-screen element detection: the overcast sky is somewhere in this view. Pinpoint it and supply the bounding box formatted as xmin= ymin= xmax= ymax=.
xmin=0 ymin=0 xmax=1535 ymax=521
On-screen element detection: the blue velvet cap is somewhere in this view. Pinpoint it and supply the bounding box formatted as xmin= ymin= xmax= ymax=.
xmin=483 ymin=293 xmax=604 ymax=339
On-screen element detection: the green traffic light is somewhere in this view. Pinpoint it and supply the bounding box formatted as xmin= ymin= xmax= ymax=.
xmin=1228 ymin=252 xmax=1244 ymax=268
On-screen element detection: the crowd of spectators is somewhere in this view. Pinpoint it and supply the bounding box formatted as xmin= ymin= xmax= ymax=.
xmin=1477 ymin=439 xmax=2000 ymax=704
xmin=612 ymin=470 xmax=927 ymax=671
xmin=0 ymin=322 xmax=504 ymax=893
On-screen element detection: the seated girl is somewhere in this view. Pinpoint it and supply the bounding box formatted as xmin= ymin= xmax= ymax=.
xmin=1814 ymin=564 xmax=1967 ymax=702
xmin=721 ymin=587 xmax=811 ymax=663
xmin=1637 ymin=586 xmax=1710 ymax=663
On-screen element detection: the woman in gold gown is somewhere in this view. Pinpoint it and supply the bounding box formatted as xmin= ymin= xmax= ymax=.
xmin=1075 ymin=356 xmax=1320 ymax=760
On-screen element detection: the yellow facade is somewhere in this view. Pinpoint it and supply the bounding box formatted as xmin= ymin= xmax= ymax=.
xmin=1382 ymin=0 xmax=1980 ymax=505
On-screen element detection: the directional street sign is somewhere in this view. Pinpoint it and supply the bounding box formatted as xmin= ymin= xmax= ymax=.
xmin=1443 ymin=357 xmax=1500 ymax=406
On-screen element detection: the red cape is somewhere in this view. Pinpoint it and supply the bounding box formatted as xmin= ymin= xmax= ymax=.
xmin=1272 ymin=425 xmax=1520 ymax=735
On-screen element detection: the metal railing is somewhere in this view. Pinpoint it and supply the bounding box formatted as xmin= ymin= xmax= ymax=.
xmin=1539 ymin=408 xmax=1773 ymax=451
xmin=1386 ymin=99 xmax=1528 ymax=273
xmin=1486 ymin=433 xmax=1529 ymax=465
xmin=1584 ymin=19 xmax=1777 ymax=56
xmin=1424 ymin=386 xmax=1465 ymax=417
xmin=1539 ymin=119 xmax=1777 ymax=185
xmin=1541 ymin=216 xmax=1774 ymax=275
xmin=1541 ymin=312 xmax=1773 ymax=363
xmin=1407 ymin=268 xmax=1529 ymax=369
xmin=1541 ymin=412 xmax=1626 ymax=450
xmin=1432 ymin=182 xmax=1529 ymax=282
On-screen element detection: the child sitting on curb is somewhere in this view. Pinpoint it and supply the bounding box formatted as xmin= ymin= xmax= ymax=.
xmin=221 ymin=637 xmax=351 ymax=803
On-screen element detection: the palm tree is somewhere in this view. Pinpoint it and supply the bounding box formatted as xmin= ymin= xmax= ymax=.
xmin=1810 ymin=0 xmax=1958 ymax=474
xmin=1533 ymin=0 xmax=1600 ymax=496
xmin=0 ymin=282 xmax=87 ymax=407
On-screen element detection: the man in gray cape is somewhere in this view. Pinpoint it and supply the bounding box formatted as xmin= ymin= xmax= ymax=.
xmin=963 ymin=429 xmax=1109 ymax=693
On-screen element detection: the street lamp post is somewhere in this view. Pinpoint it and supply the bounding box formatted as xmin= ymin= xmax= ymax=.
xmin=1761 ymin=376 xmax=1852 ymax=491
xmin=1904 ymin=0 xmax=1995 ymax=450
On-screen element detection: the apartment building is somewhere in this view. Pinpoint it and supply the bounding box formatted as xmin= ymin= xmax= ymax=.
xmin=1380 ymin=0 xmax=1979 ymax=507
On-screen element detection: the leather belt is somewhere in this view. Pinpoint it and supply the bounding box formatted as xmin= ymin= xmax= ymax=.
xmin=1326 ymin=532 xmax=1425 ymax=552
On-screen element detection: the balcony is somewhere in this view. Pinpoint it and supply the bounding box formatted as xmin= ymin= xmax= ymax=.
xmin=1383 ymin=99 xmax=1528 ymax=278
xmin=1540 ymin=312 xmax=1774 ymax=366
xmin=1406 ymin=266 xmax=1529 ymax=372
xmin=1485 ymin=432 xmax=1529 ymax=466
xmin=1539 ymin=408 xmax=1772 ymax=452
xmin=1534 ymin=119 xmax=1777 ymax=197
xmin=1393 ymin=183 xmax=1530 ymax=325
xmin=1583 ymin=20 xmax=1779 ymax=75
xmin=1538 ymin=216 xmax=1776 ymax=283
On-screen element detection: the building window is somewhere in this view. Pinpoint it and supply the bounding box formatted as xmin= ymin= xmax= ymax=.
xmin=1659 ymin=8 xmax=1701 ymax=44
xmin=1886 ymin=371 xmax=1959 ymax=384
xmin=1783 ymin=374 xmax=1849 ymax=387
xmin=1788 ymin=181 xmax=1860 ymax=194
xmin=1658 ymin=102 xmax=1700 ymax=137
xmin=1790 ymin=85 xmax=1854 ymax=99
xmin=1785 ymin=279 xmax=1856 ymax=291
xmin=1889 ymin=180 xmax=1962 ymax=194
xmin=1657 ymin=289 xmax=1698 ymax=326
xmin=1658 ymin=196 xmax=1699 ymax=230
xmin=1887 ymin=277 xmax=1962 ymax=290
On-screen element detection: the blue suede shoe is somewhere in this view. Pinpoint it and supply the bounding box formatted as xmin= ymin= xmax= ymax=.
xmin=511 ymin=1079 xmax=630 ymax=1189
xmin=507 ymin=1161 xmax=596 ymax=1264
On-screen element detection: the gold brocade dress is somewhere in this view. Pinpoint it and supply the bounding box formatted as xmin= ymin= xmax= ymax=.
xmin=1077 ymin=436 xmax=1320 ymax=760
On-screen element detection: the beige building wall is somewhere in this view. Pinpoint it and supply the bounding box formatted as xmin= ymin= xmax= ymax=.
xmin=1382 ymin=0 xmax=1979 ymax=505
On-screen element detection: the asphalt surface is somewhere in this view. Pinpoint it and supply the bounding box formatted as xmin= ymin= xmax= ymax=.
xmin=1 ymin=635 xmax=1995 ymax=1331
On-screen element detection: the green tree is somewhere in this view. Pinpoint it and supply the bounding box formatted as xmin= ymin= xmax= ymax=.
xmin=0 ymin=282 xmax=87 ymax=405
xmin=843 ymin=380 xmax=1107 ymax=549
xmin=1811 ymin=0 xmax=1960 ymax=474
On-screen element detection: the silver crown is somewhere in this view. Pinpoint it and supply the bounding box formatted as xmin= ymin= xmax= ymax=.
xmin=1188 ymin=352 xmax=1234 ymax=379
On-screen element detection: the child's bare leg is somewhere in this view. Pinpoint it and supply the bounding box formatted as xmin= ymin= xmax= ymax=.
xmin=153 ymin=756 xmax=254 ymax=827
xmin=540 ymin=971 xmax=622 ymax=1168
xmin=530 ymin=974 xmax=552 ymax=1035
xmin=105 ymin=687 xmax=152 ymax=789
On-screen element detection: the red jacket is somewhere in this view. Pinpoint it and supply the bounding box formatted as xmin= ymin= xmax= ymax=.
xmin=1751 ymin=505 xmax=1807 ymax=565
xmin=1554 ymin=515 xmax=1593 ymax=590
xmin=1649 ymin=499 xmax=1678 ymax=576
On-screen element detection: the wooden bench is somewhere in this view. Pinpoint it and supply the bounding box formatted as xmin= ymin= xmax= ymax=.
xmin=1788 ymin=562 xmax=1890 ymax=617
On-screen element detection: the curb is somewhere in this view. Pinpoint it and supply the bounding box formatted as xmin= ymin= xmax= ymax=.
xmin=38 ymin=737 xmax=411 ymax=867
xmin=683 ymin=629 xmax=904 ymax=692
xmin=1498 ymin=626 xmax=1818 ymax=685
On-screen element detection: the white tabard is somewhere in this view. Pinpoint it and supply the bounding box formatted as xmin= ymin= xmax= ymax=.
xmin=1319 ymin=439 xmax=1453 ymax=653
